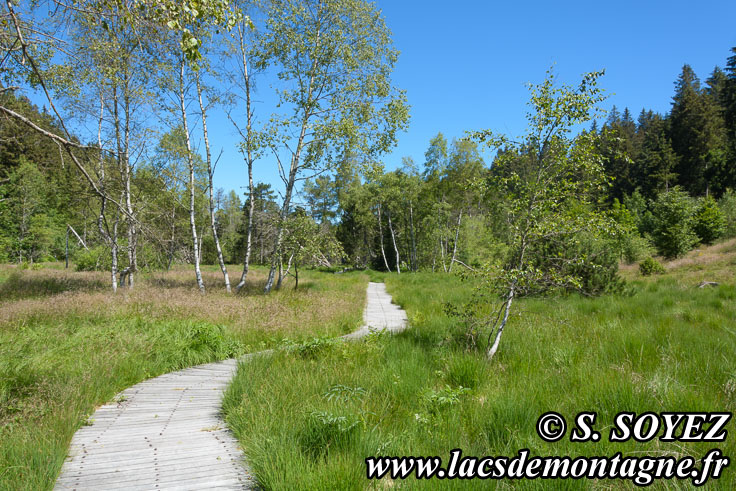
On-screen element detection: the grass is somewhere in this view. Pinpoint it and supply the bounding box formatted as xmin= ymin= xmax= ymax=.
xmin=0 ymin=263 xmax=368 ymax=490
xmin=223 ymin=241 xmax=736 ymax=489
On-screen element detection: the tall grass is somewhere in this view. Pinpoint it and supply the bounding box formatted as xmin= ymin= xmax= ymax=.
xmin=0 ymin=264 xmax=368 ymax=490
xmin=224 ymin=245 xmax=736 ymax=489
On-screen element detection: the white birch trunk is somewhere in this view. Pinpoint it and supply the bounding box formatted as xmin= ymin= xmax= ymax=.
xmin=377 ymin=203 xmax=391 ymax=272
xmin=123 ymin=80 xmax=135 ymax=289
xmin=448 ymin=210 xmax=463 ymax=273
xmin=196 ymin=72 xmax=230 ymax=292
xmin=179 ymin=59 xmax=205 ymax=293
xmin=235 ymin=24 xmax=255 ymax=292
xmin=387 ymin=209 xmax=400 ymax=274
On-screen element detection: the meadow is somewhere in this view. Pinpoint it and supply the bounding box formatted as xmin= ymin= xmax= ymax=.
xmin=223 ymin=240 xmax=736 ymax=489
xmin=0 ymin=264 xmax=368 ymax=490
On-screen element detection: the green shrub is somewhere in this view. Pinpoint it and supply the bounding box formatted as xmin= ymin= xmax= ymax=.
xmin=611 ymin=200 xmax=654 ymax=263
xmin=693 ymin=196 xmax=725 ymax=245
xmin=73 ymin=245 xmax=109 ymax=271
xmin=622 ymin=189 xmax=652 ymax=235
xmin=524 ymin=231 xmax=624 ymax=296
xmin=650 ymin=187 xmax=697 ymax=259
xmin=620 ymin=233 xmax=655 ymax=264
xmin=423 ymin=385 xmax=470 ymax=414
xmin=718 ymin=189 xmax=736 ymax=238
xmin=639 ymin=257 xmax=665 ymax=276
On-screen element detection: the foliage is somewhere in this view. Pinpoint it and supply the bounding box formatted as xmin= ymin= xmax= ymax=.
xmin=720 ymin=189 xmax=736 ymax=238
xmin=693 ymin=196 xmax=726 ymax=244
xmin=282 ymin=336 xmax=337 ymax=359
xmin=650 ymin=187 xmax=698 ymax=258
xmin=639 ymin=256 xmax=665 ymax=276
xmin=422 ymin=385 xmax=470 ymax=414
xmin=610 ymin=199 xmax=655 ymax=263
xmin=467 ymin=69 xmax=617 ymax=357
xmin=73 ymin=245 xmax=109 ymax=272
xmin=298 ymin=410 xmax=360 ymax=458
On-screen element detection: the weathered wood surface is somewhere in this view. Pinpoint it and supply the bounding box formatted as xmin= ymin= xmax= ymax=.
xmin=55 ymin=282 xmax=406 ymax=490
xmin=343 ymin=282 xmax=408 ymax=340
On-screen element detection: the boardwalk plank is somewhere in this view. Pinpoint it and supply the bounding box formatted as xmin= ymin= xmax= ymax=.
xmin=55 ymin=282 xmax=406 ymax=490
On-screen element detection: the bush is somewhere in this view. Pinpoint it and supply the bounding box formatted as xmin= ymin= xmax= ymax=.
xmin=619 ymin=233 xmax=655 ymax=264
xmin=610 ymin=200 xmax=654 ymax=263
xmin=650 ymin=187 xmax=697 ymax=259
xmin=73 ymin=246 xmax=109 ymax=272
xmin=693 ymin=196 xmax=725 ymax=245
xmin=622 ymin=190 xmax=651 ymax=235
xmin=639 ymin=257 xmax=665 ymax=276
xmin=526 ymin=232 xmax=624 ymax=296
xmin=719 ymin=189 xmax=736 ymax=238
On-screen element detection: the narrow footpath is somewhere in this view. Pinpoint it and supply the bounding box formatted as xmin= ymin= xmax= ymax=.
xmin=55 ymin=281 xmax=407 ymax=490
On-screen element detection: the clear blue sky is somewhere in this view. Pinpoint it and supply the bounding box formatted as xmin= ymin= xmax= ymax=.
xmin=206 ymin=0 xmax=736 ymax=202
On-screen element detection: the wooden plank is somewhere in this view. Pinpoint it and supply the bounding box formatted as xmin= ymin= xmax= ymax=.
xmin=55 ymin=281 xmax=406 ymax=490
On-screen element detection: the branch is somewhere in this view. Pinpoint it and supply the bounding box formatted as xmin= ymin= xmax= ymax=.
xmin=451 ymin=258 xmax=478 ymax=273
xmin=67 ymin=224 xmax=89 ymax=250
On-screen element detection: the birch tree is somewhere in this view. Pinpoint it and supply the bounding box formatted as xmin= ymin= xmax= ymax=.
xmin=175 ymin=56 xmax=206 ymax=293
xmin=255 ymin=0 xmax=409 ymax=293
xmin=468 ymin=69 xmax=616 ymax=360
xmin=195 ymin=70 xmax=231 ymax=292
xmin=226 ymin=13 xmax=261 ymax=292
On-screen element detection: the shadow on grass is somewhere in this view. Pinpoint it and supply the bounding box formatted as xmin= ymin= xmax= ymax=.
xmin=0 ymin=270 xmax=108 ymax=301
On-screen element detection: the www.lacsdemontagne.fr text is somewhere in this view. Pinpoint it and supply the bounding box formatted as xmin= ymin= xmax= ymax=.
xmin=365 ymin=448 xmax=729 ymax=486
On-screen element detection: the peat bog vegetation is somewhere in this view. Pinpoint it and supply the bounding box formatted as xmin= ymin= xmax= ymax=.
xmin=0 ymin=241 xmax=735 ymax=490
xmin=223 ymin=241 xmax=736 ymax=490
xmin=0 ymin=265 xmax=367 ymax=489
xmin=3 ymin=0 xmax=736 ymax=488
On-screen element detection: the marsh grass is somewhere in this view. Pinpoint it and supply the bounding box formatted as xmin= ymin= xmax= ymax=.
xmin=224 ymin=242 xmax=736 ymax=489
xmin=0 ymin=263 xmax=368 ymax=490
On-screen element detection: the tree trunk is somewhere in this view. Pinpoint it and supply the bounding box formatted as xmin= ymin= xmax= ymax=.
xmin=276 ymin=255 xmax=283 ymax=290
xmin=387 ymin=209 xmax=400 ymax=274
xmin=68 ymin=225 xmax=88 ymax=250
xmin=294 ymin=261 xmax=299 ymax=290
xmin=264 ymin=29 xmax=322 ymax=294
xmin=487 ymin=235 xmax=529 ymax=359
xmin=280 ymin=253 xmax=294 ymax=286
xmin=439 ymin=237 xmax=447 ymax=272
xmin=409 ymin=200 xmax=417 ymax=272
xmin=96 ymin=91 xmax=117 ymax=291
xmin=111 ymin=216 xmax=119 ymax=293
xmin=123 ymin=77 xmax=136 ymax=289
xmin=196 ymin=73 xmax=230 ymax=292
xmin=179 ymin=58 xmax=205 ymax=293
xmin=235 ymin=24 xmax=255 ymax=292
xmin=487 ymin=285 xmax=515 ymax=360
xmin=448 ymin=210 xmax=463 ymax=273
xmin=167 ymin=204 xmax=176 ymax=270
xmin=377 ymin=203 xmax=391 ymax=272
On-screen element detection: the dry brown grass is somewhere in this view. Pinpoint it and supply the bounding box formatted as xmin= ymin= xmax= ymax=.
xmin=0 ymin=265 xmax=369 ymax=344
xmin=619 ymin=238 xmax=736 ymax=285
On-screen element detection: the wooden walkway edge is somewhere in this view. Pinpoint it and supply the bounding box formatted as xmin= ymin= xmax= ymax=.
xmin=55 ymin=282 xmax=407 ymax=490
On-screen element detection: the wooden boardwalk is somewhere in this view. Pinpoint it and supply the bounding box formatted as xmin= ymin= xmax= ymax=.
xmin=55 ymin=282 xmax=406 ymax=490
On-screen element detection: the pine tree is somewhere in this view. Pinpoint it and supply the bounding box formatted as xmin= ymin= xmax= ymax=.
xmin=670 ymin=64 xmax=727 ymax=196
